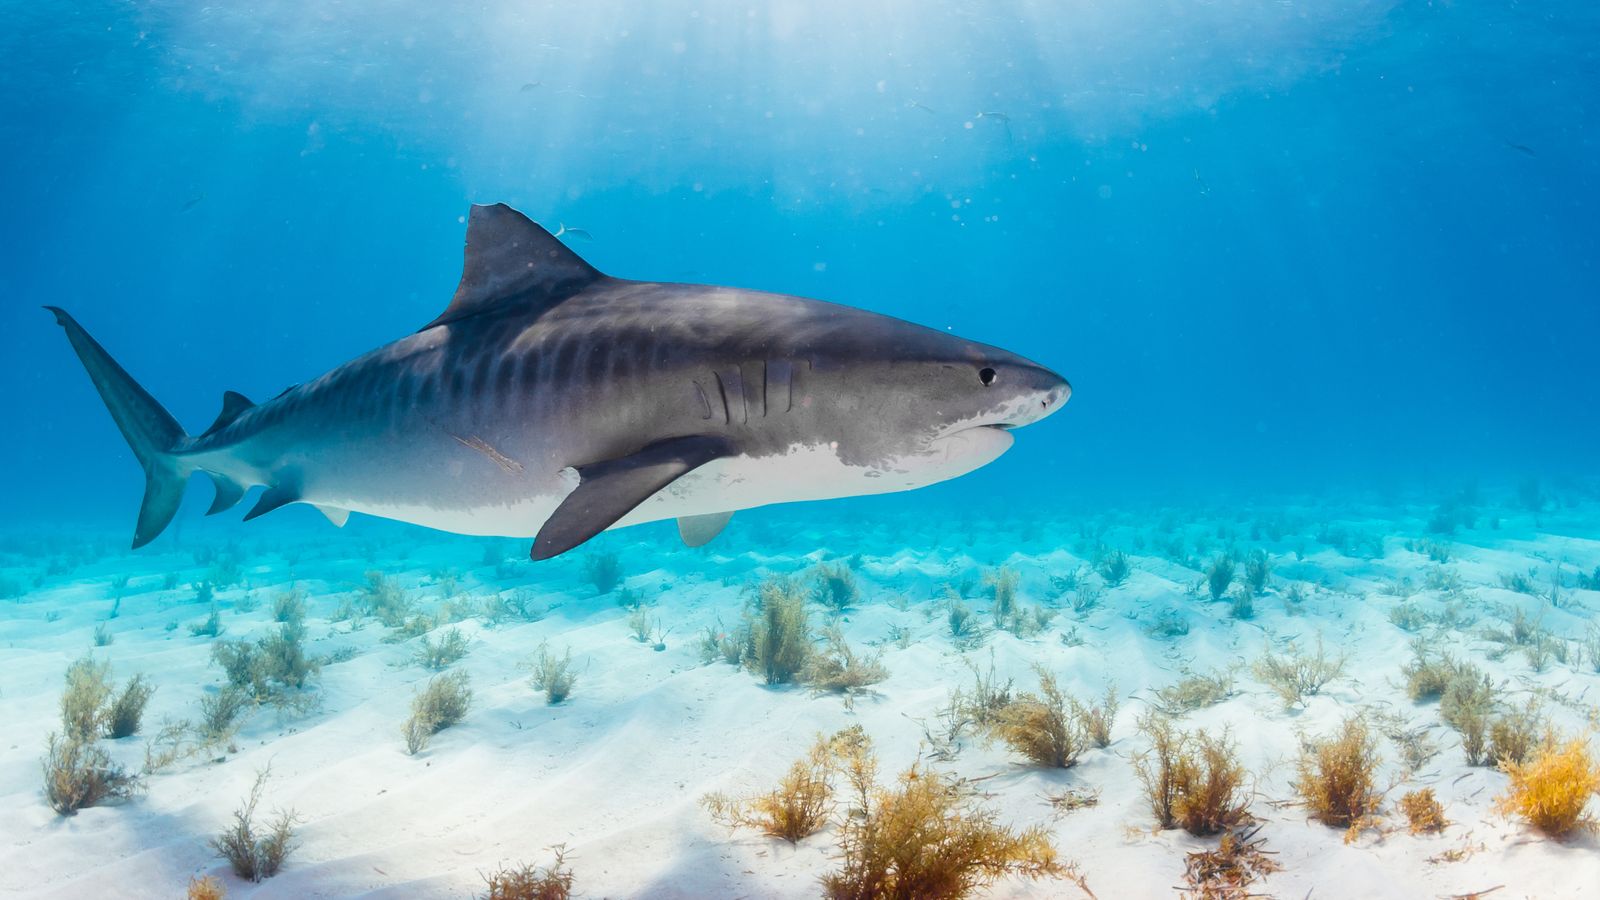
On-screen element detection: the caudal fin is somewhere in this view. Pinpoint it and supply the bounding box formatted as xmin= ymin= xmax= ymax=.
xmin=47 ymin=307 xmax=191 ymax=548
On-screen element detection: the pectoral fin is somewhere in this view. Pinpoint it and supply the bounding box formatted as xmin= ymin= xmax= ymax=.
xmin=678 ymin=511 xmax=733 ymax=548
xmin=532 ymin=434 xmax=732 ymax=560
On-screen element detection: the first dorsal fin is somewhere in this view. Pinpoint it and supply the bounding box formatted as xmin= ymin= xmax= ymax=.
xmin=421 ymin=203 xmax=602 ymax=330
xmin=201 ymin=390 xmax=255 ymax=438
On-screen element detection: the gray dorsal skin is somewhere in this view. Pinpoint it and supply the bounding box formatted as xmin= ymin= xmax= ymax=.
xmin=49 ymin=203 xmax=1072 ymax=558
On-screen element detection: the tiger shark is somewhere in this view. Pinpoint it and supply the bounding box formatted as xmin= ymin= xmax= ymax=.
xmin=50 ymin=203 xmax=1070 ymax=560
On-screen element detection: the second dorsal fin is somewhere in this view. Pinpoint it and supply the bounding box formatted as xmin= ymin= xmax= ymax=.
xmin=201 ymin=390 xmax=255 ymax=438
xmin=421 ymin=203 xmax=602 ymax=330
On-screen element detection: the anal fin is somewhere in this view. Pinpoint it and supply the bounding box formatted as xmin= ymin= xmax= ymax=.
xmin=678 ymin=511 xmax=733 ymax=548
xmin=205 ymin=473 xmax=247 ymax=516
xmin=243 ymin=483 xmax=299 ymax=522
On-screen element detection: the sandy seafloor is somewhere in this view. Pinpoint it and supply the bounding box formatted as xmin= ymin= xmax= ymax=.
xmin=2 ymin=492 xmax=1598 ymax=899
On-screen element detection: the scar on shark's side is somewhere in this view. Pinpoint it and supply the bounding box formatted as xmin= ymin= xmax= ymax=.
xmin=450 ymin=432 xmax=525 ymax=475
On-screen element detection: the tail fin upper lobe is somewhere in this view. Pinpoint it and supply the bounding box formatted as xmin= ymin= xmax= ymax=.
xmin=47 ymin=307 xmax=191 ymax=548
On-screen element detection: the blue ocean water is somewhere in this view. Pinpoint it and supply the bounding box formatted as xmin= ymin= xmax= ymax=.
xmin=2 ymin=1 xmax=1595 ymax=535
xmin=5 ymin=7 xmax=1600 ymax=897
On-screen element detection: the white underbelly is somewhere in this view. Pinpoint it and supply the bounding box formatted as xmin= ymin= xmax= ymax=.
xmin=344 ymin=490 xmax=566 ymax=538
xmin=622 ymin=427 xmax=1013 ymax=529
xmin=615 ymin=438 xmax=985 ymax=526
xmin=336 ymin=429 xmax=1011 ymax=539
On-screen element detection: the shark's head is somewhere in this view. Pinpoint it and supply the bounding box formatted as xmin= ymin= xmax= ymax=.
xmin=793 ymin=306 xmax=1071 ymax=486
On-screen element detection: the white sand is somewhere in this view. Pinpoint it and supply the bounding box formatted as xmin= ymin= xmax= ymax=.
xmin=2 ymin=495 xmax=1598 ymax=898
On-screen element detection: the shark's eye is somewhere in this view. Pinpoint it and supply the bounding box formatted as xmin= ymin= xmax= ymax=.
xmin=978 ymin=367 xmax=997 ymax=386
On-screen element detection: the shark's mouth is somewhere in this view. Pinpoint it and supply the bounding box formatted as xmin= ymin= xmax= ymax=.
xmin=933 ymin=394 xmax=1048 ymax=442
xmin=935 ymin=419 xmax=1019 ymax=442
xmin=926 ymin=422 xmax=1015 ymax=470
xmin=950 ymin=423 xmax=1015 ymax=441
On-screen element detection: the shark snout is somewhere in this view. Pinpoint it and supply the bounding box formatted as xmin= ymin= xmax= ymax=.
xmin=1043 ymin=373 xmax=1068 ymax=413
xmin=1037 ymin=369 xmax=1071 ymax=412
xmin=1002 ymin=363 xmax=1070 ymax=428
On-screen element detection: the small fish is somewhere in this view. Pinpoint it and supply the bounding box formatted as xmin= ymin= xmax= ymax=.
xmin=907 ymin=100 xmax=937 ymax=115
xmin=974 ymin=111 xmax=1014 ymax=143
xmin=1506 ymin=141 xmax=1537 ymax=157
xmin=553 ymin=223 xmax=593 ymax=241
xmin=180 ymin=194 xmax=206 ymax=213
xmin=519 ymin=81 xmax=542 ymax=93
